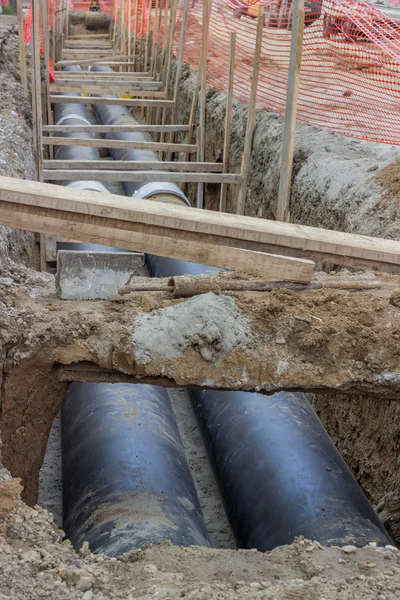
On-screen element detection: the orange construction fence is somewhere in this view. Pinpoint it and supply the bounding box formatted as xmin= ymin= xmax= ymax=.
xmin=72 ymin=0 xmax=400 ymax=146
xmin=24 ymin=0 xmax=55 ymax=82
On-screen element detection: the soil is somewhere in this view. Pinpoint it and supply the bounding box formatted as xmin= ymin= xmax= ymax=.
xmin=0 ymin=19 xmax=38 ymax=271
xmin=2 ymin=469 xmax=400 ymax=599
xmin=168 ymin=388 xmax=235 ymax=550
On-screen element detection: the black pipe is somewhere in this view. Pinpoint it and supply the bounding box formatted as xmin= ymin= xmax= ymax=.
xmin=62 ymin=383 xmax=211 ymax=556
xmin=93 ymin=92 xmax=393 ymax=550
xmin=191 ymin=389 xmax=392 ymax=549
xmin=56 ymin=93 xmax=211 ymax=554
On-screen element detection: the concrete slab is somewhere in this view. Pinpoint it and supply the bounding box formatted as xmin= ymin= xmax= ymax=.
xmin=56 ymin=250 xmax=146 ymax=300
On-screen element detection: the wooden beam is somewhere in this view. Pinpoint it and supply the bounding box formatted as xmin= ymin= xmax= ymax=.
xmin=43 ymin=170 xmax=242 ymax=184
xmin=43 ymin=159 xmax=223 ymax=171
xmin=219 ymin=32 xmax=236 ymax=213
xmin=236 ymin=6 xmax=264 ymax=216
xmin=68 ymin=34 xmax=110 ymax=39
xmin=56 ymin=54 xmax=138 ymax=66
xmin=53 ymin=79 xmax=163 ymax=88
xmin=62 ymin=49 xmax=115 ymax=55
xmin=54 ymin=71 xmax=152 ymax=79
xmin=0 ymin=177 xmax=315 ymax=281
xmin=50 ymin=84 xmax=167 ymax=98
xmin=197 ymin=0 xmax=209 ymax=209
xmin=2 ymin=176 xmax=400 ymax=274
xmin=167 ymin=0 xmax=189 ymax=158
xmin=49 ymin=95 xmax=174 ymax=108
xmin=276 ymin=0 xmax=305 ymax=222
xmin=43 ymin=137 xmax=197 ymax=153
xmin=43 ymin=124 xmax=190 ymax=133
xmin=31 ymin=0 xmax=45 ymax=272
xmin=16 ymin=0 xmax=27 ymax=91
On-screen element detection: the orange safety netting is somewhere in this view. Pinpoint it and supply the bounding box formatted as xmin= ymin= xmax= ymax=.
xmin=24 ymin=0 xmax=55 ymax=82
xmin=71 ymin=0 xmax=400 ymax=146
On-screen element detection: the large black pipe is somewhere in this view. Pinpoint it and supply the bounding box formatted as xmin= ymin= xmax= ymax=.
xmin=191 ymin=389 xmax=392 ymax=549
xmin=62 ymin=383 xmax=211 ymax=556
xmin=56 ymin=90 xmax=211 ymax=554
xmin=93 ymin=89 xmax=393 ymax=550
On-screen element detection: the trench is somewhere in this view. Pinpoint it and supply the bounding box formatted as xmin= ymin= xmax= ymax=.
xmin=0 ymin=15 xmax=399 ymax=554
xmin=36 ymin=53 xmax=393 ymax=554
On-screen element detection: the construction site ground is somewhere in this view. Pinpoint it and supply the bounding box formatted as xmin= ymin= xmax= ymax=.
xmin=2 ymin=14 xmax=400 ymax=599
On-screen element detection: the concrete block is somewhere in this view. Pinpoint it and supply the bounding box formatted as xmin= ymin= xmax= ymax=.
xmin=56 ymin=250 xmax=146 ymax=300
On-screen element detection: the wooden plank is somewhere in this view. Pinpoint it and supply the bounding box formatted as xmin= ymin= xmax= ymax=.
xmin=69 ymin=34 xmax=110 ymax=39
xmin=64 ymin=40 xmax=113 ymax=47
xmin=49 ymin=95 xmax=174 ymax=108
xmin=43 ymin=170 xmax=242 ymax=184
xmin=43 ymin=124 xmax=190 ymax=133
xmin=62 ymin=49 xmax=115 ymax=55
xmin=276 ymin=0 xmax=305 ymax=222
xmin=167 ymin=0 xmax=189 ymax=158
xmin=56 ymin=54 xmax=138 ymax=66
xmin=64 ymin=44 xmax=114 ymax=50
xmin=53 ymin=79 xmax=163 ymax=88
xmin=54 ymin=71 xmax=153 ymax=79
xmin=43 ymin=137 xmax=197 ymax=153
xmin=219 ymin=32 xmax=236 ymax=213
xmin=0 ymin=178 xmax=315 ymax=281
xmin=50 ymin=84 xmax=167 ymax=98
xmin=32 ymin=0 xmax=45 ymax=272
xmin=236 ymin=6 xmax=264 ymax=216
xmin=56 ymin=61 xmax=141 ymax=68
xmin=16 ymin=0 xmax=27 ymax=91
xmin=41 ymin=0 xmax=52 ymax=130
xmin=132 ymin=0 xmax=139 ymax=71
xmin=197 ymin=0 xmax=209 ymax=209
xmin=2 ymin=176 xmax=400 ymax=274
xmin=43 ymin=160 xmax=223 ymax=171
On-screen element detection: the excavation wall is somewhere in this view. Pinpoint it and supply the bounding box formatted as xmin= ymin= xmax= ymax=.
xmin=0 ymin=20 xmax=38 ymax=270
xmin=170 ymin=59 xmax=400 ymax=543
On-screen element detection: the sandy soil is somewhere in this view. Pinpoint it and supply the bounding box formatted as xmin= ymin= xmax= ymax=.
xmin=2 ymin=469 xmax=400 ymax=599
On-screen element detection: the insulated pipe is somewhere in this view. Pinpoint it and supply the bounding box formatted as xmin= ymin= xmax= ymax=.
xmin=191 ymin=389 xmax=392 ymax=550
xmin=93 ymin=89 xmax=393 ymax=550
xmin=56 ymin=89 xmax=211 ymax=555
xmin=62 ymin=383 xmax=211 ymax=556
xmin=54 ymin=65 xmax=110 ymax=195
xmin=90 ymin=65 xmax=189 ymax=205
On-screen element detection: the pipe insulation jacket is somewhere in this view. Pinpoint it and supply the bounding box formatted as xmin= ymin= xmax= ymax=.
xmin=62 ymin=383 xmax=211 ymax=556
xmin=90 ymin=66 xmax=190 ymax=206
xmin=56 ymin=82 xmax=211 ymax=554
xmin=93 ymin=89 xmax=393 ymax=550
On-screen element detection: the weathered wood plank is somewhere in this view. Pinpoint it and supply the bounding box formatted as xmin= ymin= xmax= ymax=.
xmin=43 ymin=169 xmax=242 ymax=184
xmin=53 ymin=79 xmax=163 ymax=88
xmin=50 ymin=84 xmax=167 ymax=98
xmin=49 ymin=95 xmax=174 ymax=108
xmin=43 ymin=124 xmax=190 ymax=134
xmin=43 ymin=136 xmax=197 ymax=153
xmin=0 ymin=177 xmax=315 ymax=281
xmin=43 ymin=159 xmax=223 ymax=172
xmin=0 ymin=176 xmax=400 ymax=273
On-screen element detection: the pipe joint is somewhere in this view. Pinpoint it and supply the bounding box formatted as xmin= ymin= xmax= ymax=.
xmin=132 ymin=182 xmax=191 ymax=207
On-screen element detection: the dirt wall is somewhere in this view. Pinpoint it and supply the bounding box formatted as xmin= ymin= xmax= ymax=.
xmin=0 ymin=20 xmax=38 ymax=271
xmin=170 ymin=59 xmax=400 ymax=543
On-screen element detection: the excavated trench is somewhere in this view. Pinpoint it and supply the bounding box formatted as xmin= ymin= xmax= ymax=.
xmin=1 ymin=17 xmax=400 ymax=560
